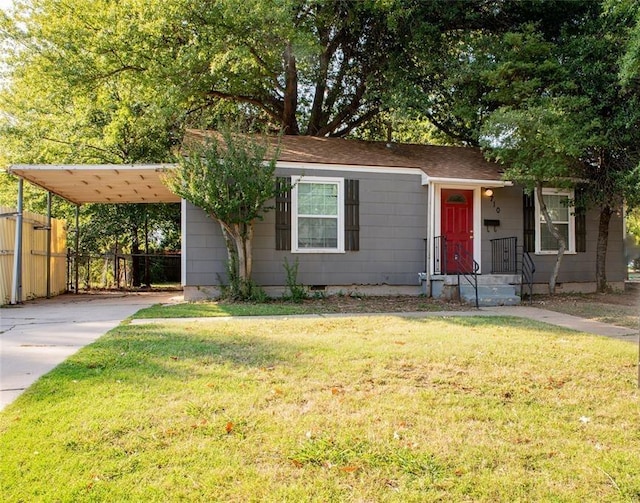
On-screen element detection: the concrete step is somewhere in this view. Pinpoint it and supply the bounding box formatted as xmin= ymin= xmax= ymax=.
xmin=460 ymin=284 xmax=521 ymax=307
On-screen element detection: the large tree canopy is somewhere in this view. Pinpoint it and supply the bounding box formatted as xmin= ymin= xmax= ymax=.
xmin=3 ymin=0 xmax=640 ymax=294
xmin=0 ymin=0 xmax=550 ymax=156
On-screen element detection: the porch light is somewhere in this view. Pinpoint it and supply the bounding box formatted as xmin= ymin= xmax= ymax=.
xmin=484 ymin=188 xmax=494 ymax=197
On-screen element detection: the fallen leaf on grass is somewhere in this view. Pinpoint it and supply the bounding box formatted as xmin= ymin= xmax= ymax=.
xmin=225 ymin=421 xmax=234 ymax=434
xmin=170 ymin=356 xmax=179 ymax=361
xmin=340 ymin=465 xmax=359 ymax=473
xmin=291 ymin=459 xmax=303 ymax=468
xmin=394 ymin=341 xmax=406 ymax=345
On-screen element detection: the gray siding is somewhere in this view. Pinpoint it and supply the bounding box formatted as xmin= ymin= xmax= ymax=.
xmin=478 ymin=186 xmax=626 ymax=285
xmin=183 ymin=201 xmax=227 ymax=286
xmin=183 ymin=174 xmax=627 ymax=292
xmin=183 ymin=169 xmax=427 ymax=288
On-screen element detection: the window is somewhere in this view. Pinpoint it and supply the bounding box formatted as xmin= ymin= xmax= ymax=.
xmin=292 ymin=176 xmax=344 ymax=253
xmin=535 ymin=188 xmax=575 ymax=254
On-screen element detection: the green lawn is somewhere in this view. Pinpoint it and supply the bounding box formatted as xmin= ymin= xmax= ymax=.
xmin=1 ymin=315 xmax=639 ymax=502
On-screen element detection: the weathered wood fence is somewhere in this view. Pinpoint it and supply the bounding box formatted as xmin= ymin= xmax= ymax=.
xmin=0 ymin=206 xmax=67 ymax=304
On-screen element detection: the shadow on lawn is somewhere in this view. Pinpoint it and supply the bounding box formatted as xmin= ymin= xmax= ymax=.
xmin=416 ymin=315 xmax=579 ymax=334
xmin=55 ymin=323 xmax=304 ymax=380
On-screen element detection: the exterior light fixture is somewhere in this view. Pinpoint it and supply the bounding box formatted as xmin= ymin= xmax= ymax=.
xmin=484 ymin=188 xmax=494 ymax=197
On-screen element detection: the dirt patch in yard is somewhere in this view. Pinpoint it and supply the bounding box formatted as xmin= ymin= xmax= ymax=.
xmin=295 ymin=294 xmax=470 ymax=313
xmin=289 ymin=287 xmax=639 ymax=329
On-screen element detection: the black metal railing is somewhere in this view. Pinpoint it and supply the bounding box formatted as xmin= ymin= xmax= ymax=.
xmin=433 ymin=236 xmax=447 ymax=275
xmin=490 ymin=236 xmax=518 ymax=274
xmin=453 ymin=243 xmax=479 ymax=308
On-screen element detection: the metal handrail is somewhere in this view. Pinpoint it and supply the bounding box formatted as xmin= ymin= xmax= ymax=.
xmin=453 ymin=243 xmax=479 ymax=308
xmin=433 ymin=236 xmax=447 ymax=275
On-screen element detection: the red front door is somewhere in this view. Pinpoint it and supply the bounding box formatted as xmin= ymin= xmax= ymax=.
xmin=441 ymin=189 xmax=474 ymax=274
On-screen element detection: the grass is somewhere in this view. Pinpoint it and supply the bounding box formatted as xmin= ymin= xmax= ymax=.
xmin=1 ymin=315 xmax=639 ymax=502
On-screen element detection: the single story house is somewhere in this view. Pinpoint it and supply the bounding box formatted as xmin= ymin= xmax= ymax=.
xmin=8 ymin=129 xmax=626 ymax=305
xmin=180 ymin=130 xmax=626 ymax=304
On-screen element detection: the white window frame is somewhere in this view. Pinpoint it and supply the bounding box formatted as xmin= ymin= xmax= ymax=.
xmin=535 ymin=188 xmax=576 ymax=255
xmin=291 ymin=175 xmax=344 ymax=253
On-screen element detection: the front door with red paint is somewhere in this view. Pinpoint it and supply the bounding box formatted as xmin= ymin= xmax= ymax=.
xmin=441 ymin=189 xmax=474 ymax=274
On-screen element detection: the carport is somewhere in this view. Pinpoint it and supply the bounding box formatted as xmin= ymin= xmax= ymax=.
xmin=6 ymin=164 xmax=180 ymax=304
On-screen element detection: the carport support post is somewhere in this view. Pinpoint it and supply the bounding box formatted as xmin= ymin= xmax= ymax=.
xmin=46 ymin=192 xmax=52 ymax=298
xmin=74 ymin=205 xmax=79 ymax=294
xmin=10 ymin=178 xmax=24 ymax=304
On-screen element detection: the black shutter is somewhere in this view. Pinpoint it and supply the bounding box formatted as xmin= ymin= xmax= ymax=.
xmin=275 ymin=177 xmax=291 ymax=250
xmin=575 ymin=185 xmax=586 ymax=253
xmin=345 ymin=179 xmax=359 ymax=251
xmin=523 ymin=190 xmax=535 ymax=252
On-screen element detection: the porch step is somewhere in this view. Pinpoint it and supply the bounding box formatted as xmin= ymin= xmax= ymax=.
xmin=460 ymin=284 xmax=521 ymax=307
xmin=439 ymin=274 xmax=520 ymax=286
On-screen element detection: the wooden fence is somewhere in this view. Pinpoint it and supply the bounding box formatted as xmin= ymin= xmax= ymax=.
xmin=0 ymin=206 xmax=67 ymax=304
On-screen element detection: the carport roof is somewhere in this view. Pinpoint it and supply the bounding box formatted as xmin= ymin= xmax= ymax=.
xmin=7 ymin=164 xmax=180 ymax=204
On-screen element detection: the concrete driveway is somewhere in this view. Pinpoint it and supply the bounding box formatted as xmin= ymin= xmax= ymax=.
xmin=0 ymin=292 xmax=179 ymax=411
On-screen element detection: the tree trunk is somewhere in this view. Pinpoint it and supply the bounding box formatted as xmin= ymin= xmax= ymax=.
xmin=536 ymin=184 xmax=566 ymax=295
xmin=219 ymin=222 xmax=238 ymax=276
xmin=230 ymin=223 xmax=254 ymax=281
xmin=596 ymin=205 xmax=613 ymax=293
xmin=282 ymin=41 xmax=299 ymax=135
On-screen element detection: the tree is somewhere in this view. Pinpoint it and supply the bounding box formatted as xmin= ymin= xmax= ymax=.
xmin=1 ymin=0 xmax=183 ymax=285
xmin=163 ymin=126 xmax=280 ymax=298
xmin=481 ymin=98 xmax=590 ymax=294
xmin=398 ymin=2 xmax=640 ymax=292
xmin=388 ymin=1 xmax=596 ymax=145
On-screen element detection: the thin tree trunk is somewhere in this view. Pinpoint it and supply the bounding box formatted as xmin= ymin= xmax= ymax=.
xmin=244 ymin=224 xmax=253 ymax=280
xmin=596 ymin=205 xmax=613 ymax=293
xmin=219 ymin=221 xmax=238 ymax=273
xmin=536 ymin=184 xmax=566 ymax=295
xmin=282 ymin=41 xmax=299 ymax=135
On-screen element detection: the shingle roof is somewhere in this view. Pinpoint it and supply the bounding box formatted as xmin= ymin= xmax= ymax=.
xmin=184 ymin=129 xmax=506 ymax=182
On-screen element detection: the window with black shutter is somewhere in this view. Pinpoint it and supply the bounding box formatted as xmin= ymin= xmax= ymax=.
xmin=523 ymin=191 xmax=535 ymax=253
xmin=344 ymin=179 xmax=359 ymax=251
xmin=274 ymin=176 xmax=359 ymax=252
xmin=275 ymin=177 xmax=291 ymax=250
xmin=575 ymin=186 xmax=586 ymax=253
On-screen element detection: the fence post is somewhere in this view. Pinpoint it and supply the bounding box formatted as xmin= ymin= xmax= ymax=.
xmin=10 ymin=178 xmax=23 ymax=304
xmin=46 ymin=192 xmax=52 ymax=298
xmin=74 ymin=205 xmax=79 ymax=293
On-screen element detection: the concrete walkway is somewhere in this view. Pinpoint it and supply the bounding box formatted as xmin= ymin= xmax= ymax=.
xmin=484 ymin=306 xmax=638 ymax=340
xmin=0 ymin=292 xmax=178 ymax=410
xmin=1 ymin=293 xmax=637 ymax=411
